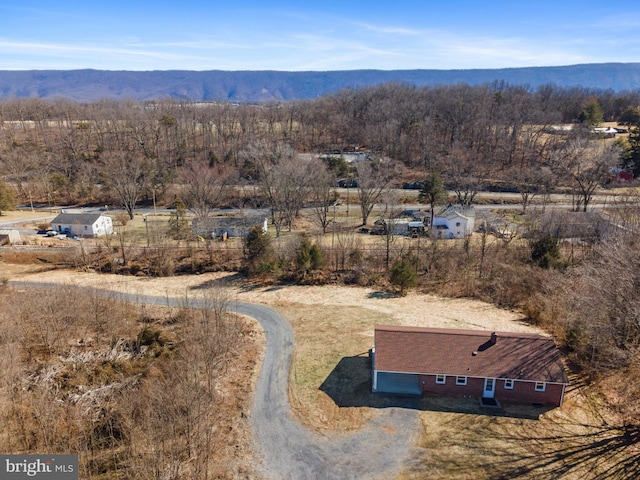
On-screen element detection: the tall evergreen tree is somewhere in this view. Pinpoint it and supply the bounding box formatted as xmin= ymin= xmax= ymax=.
xmin=168 ymin=196 xmax=191 ymax=240
xmin=618 ymin=107 xmax=640 ymax=176
xmin=243 ymin=225 xmax=274 ymax=275
xmin=418 ymin=172 xmax=447 ymax=232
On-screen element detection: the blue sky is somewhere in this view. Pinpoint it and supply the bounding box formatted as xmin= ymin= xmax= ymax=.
xmin=1 ymin=1 xmax=639 ymax=71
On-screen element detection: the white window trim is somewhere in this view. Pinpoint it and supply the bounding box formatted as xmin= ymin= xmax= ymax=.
xmin=456 ymin=376 xmax=467 ymax=386
xmin=504 ymin=379 xmax=514 ymax=390
xmin=535 ymin=382 xmax=546 ymax=392
xmin=435 ymin=374 xmax=446 ymax=384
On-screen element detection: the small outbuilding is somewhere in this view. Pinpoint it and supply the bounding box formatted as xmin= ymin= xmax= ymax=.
xmin=0 ymin=229 xmax=21 ymax=245
xmin=51 ymin=212 xmax=113 ymax=237
xmin=372 ymin=325 xmax=569 ymax=407
xmin=191 ymin=215 xmax=268 ymax=239
xmin=536 ymin=210 xmax=613 ymax=243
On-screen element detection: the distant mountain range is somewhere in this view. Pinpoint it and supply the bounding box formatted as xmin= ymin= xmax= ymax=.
xmin=1 ymin=63 xmax=639 ymax=103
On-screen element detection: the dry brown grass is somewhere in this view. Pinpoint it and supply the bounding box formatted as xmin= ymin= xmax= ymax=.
xmin=0 ymin=278 xmax=263 ymax=479
xmin=397 ymin=376 xmax=634 ymax=480
xmin=2 ymin=254 xmax=638 ymax=479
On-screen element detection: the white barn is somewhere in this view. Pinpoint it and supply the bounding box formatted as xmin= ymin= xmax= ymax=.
xmin=51 ymin=212 xmax=113 ymax=237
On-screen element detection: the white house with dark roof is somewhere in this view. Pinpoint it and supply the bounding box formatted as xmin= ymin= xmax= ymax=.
xmin=432 ymin=205 xmax=475 ymax=238
xmin=372 ymin=325 xmax=569 ymax=407
xmin=51 ymin=212 xmax=113 ymax=237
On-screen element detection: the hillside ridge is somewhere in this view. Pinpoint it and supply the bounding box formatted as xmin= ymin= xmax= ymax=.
xmin=1 ymin=63 xmax=639 ymax=102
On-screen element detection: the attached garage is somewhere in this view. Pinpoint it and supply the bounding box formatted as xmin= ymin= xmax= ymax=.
xmin=372 ymin=371 xmax=421 ymax=395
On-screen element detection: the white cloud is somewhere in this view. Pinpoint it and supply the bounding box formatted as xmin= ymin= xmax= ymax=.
xmin=1 ymin=5 xmax=639 ymax=72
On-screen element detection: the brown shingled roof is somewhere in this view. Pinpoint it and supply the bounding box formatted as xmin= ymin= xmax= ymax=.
xmin=374 ymin=325 xmax=569 ymax=384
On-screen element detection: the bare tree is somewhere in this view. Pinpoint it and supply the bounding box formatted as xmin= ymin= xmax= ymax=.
xmin=512 ymin=164 xmax=555 ymax=214
xmin=240 ymin=141 xmax=292 ymax=236
xmin=379 ymin=189 xmax=402 ymax=270
xmin=609 ymin=187 xmax=640 ymax=237
xmin=0 ymin=140 xmax=39 ymax=202
xmin=181 ymin=160 xmax=235 ymax=221
xmin=241 ymin=142 xmax=315 ymax=236
xmin=333 ymin=227 xmax=362 ymax=272
xmin=101 ymin=150 xmax=150 ymax=219
xmin=356 ymin=157 xmax=394 ymax=226
xmin=440 ymin=143 xmax=490 ymax=207
xmin=307 ymin=158 xmax=337 ymax=234
xmin=552 ymin=138 xmax=620 ymax=212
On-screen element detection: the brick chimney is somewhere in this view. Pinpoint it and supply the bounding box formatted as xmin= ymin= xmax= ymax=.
xmin=490 ymin=332 xmax=497 ymax=344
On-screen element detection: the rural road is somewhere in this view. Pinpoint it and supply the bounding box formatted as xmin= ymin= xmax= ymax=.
xmin=10 ymin=281 xmax=422 ymax=480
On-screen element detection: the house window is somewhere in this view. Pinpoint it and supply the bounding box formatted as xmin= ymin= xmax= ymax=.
xmin=435 ymin=375 xmax=446 ymax=384
xmin=456 ymin=376 xmax=467 ymax=386
xmin=456 ymin=222 xmax=461 ymax=227
xmin=84 ymin=226 xmax=88 ymax=230
xmin=504 ymin=379 xmax=514 ymax=389
xmin=535 ymin=382 xmax=546 ymax=392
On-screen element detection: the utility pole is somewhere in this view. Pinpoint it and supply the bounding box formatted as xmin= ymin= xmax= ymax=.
xmin=144 ymin=214 xmax=149 ymax=247
xmin=332 ymin=197 xmax=337 ymax=271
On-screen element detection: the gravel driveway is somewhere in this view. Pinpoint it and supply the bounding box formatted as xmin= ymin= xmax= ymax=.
xmin=235 ymin=302 xmax=422 ymax=480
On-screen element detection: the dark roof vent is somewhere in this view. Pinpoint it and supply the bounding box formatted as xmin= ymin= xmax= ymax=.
xmin=490 ymin=332 xmax=497 ymax=344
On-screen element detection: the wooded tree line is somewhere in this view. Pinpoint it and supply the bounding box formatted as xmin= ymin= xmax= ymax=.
xmin=1 ymin=82 xmax=639 ymax=219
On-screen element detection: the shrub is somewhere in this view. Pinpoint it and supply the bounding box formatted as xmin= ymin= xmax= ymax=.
xmin=389 ymin=257 xmax=417 ymax=296
xmin=531 ymin=235 xmax=562 ymax=269
xmin=243 ymin=225 xmax=274 ymax=275
xmin=295 ymin=235 xmax=325 ymax=275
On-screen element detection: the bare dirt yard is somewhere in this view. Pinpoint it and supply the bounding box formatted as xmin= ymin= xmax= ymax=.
xmin=1 ymin=252 xmax=637 ymax=479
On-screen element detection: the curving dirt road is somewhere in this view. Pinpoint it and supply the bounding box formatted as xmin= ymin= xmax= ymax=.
xmin=11 ymin=281 xmax=422 ymax=480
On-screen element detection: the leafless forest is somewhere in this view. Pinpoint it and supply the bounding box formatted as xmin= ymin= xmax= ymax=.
xmin=2 ymin=82 xmax=640 ymax=477
xmin=1 ymin=82 xmax=639 ymax=212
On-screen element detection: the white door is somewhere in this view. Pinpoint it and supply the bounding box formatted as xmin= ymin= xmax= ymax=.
xmin=483 ymin=378 xmax=495 ymax=398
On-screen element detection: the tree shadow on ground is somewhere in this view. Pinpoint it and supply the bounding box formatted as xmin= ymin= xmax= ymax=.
xmin=319 ymin=354 xmax=553 ymax=420
xmin=454 ymin=418 xmax=640 ymax=479
xmin=189 ymin=273 xmax=253 ymax=291
xmin=367 ymin=291 xmax=399 ymax=299
xmin=190 ymin=274 xmax=295 ymax=294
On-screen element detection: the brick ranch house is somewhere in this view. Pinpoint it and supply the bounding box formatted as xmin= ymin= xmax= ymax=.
xmin=372 ymin=325 xmax=569 ymax=407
